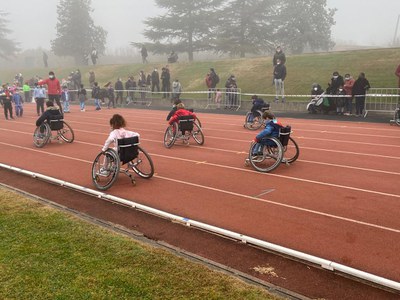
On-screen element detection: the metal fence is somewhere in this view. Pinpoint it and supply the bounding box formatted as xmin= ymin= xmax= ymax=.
xmin=205 ymin=88 xmax=242 ymax=111
xmin=365 ymin=88 xmax=400 ymax=117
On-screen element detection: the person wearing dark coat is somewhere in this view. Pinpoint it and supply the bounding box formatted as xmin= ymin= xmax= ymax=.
xmin=352 ymin=72 xmax=371 ymax=117
xmin=273 ymin=46 xmax=286 ymax=66
xmin=151 ymin=68 xmax=160 ymax=93
xmin=35 ymin=100 xmax=62 ymax=127
xmin=115 ymin=78 xmax=124 ymax=106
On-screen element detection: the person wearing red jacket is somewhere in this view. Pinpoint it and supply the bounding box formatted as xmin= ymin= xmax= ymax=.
xmin=395 ymin=64 xmax=400 ymax=88
xmin=168 ymin=103 xmax=196 ymax=125
xmin=38 ymin=71 xmax=62 ymax=113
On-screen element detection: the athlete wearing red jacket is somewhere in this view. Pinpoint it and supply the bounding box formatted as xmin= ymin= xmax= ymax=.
xmin=168 ymin=103 xmax=196 ymax=125
xmin=38 ymin=71 xmax=63 ymax=113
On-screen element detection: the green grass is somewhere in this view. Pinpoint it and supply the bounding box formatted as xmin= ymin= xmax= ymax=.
xmin=1 ymin=47 xmax=399 ymax=100
xmin=0 ymin=188 xmax=280 ymax=300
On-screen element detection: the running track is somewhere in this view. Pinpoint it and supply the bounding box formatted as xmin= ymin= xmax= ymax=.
xmin=1 ymin=104 xmax=399 ymax=284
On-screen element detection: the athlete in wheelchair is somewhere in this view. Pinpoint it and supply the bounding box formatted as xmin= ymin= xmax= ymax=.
xmin=244 ymin=95 xmax=270 ymax=130
xmin=166 ymin=99 xmax=202 ymax=128
xmin=164 ymin=103 xmax=204 ymax=148
xmin=33 ymin=100 xmax=74 ymax=148
xmin=245 ymin=111 xmax=299 ymax=172
xmin=91 ymin=114 xmax=154 ymax=190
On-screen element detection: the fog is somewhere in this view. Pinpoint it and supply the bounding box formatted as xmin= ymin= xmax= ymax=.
xmin=4 ymin=0 xmax=400 ymax=50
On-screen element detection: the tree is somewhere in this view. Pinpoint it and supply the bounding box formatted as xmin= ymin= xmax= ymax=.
xmin=0 ymin=11 xmax=19 ymax=59
xmin=142 ymin=0 xmax=224 ymax=62
xmin=274 ymin=0 xmax=336 ymax=54
xmin=215 ymin=0 xmax=277 ymax=58
xmin=51 ymin=0 xmax=107 ymax=65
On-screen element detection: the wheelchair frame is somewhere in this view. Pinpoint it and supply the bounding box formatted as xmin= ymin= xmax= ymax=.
xmin=243 ymin=107 xmax=270 ymax=130
xmin=91 ymin=136 xmax=154 ymax=191
xmin=33 ymin=118 xmax=74 ymax=148
xmin=246 ymin=127 xmax=299 ymax=173
xmin=390 ymin=106 xmax=400 ymax=126
xmin=163 ymin=116 xmax=204 ymax=148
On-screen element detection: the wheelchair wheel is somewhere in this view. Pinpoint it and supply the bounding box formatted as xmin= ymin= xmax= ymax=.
xmin=59 ymin=121 xmax=75 ymax=143
xmin=282 ymin=137 xmax=300 ymax=164
xmin=130 ymin=146 xmax=154 ymax=178
xmin=195 ymin=117 xmax=202 ymax=128
xmin=248 ymin=138 xmax=283 ymax=173
xmin=192 ymin=122 xmax=204 ymax=145
xmin=33 ymin=124 xmax=50 ymax=148
xmin=394 ymin=109 xmax=400 ymax=126
xmin=163 ymin=123 xmax=177 ymax=148
xmin=244 ymin=112 xmax=263 ymax=130
xmin=91 ymin=149 xmax=120 ymax=191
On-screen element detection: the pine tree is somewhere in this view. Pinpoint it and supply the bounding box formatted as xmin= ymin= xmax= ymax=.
xmin=51 ymin=0 xmax=107 ymax=65
xmin=142 ymin=0 xmax=224 ymax=62
xmin=0 ymin=11 xmax=19 ymax=59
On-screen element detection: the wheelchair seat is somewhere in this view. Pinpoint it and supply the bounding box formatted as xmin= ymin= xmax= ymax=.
xmin=178 ymin=115 xmax=195 ymax=132
xmin=279 ymin=125 xmax=291 ymax=147
xmin=48 ymin=115 xmax=64 ymax=131
xmin=117 ymin=136 xmax=139 ymax=164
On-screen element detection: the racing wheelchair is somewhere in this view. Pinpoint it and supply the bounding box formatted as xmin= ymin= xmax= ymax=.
xmin=91 ymin=136 xmax=154 ymax=191
xmin=244 ymin=106 xmax=270 ymax=130
xmin=163 ymin=115 xmax=204 ymax=148
xmin=245 ymin=125 xmax=299 ymax=173
xmin=33 ymin=115 xmax=74 ymax=148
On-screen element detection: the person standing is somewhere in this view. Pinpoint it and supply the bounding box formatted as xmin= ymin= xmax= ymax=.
xmin=114 ymin=78 xmax=124 ymax=106
xmin=151 ymin=68 xmax=160 ymax=93
xmin=12 ymin=91 xmax=24 ymax=117
xmin=92 ymin=82 xmax=101 ymax=111
xmin=352 ymin=72 xmax=371 ymax=117
xmin=61 ymin=85 xmax=70 ymax=113
xmin=106 ymin=82 xmax=115 ymax=109
xmin=161 ymin=67 xmax=171 ymax=99
xmin=395 ymin=63 xmax=400 ymax=88
xmin=38 ymin=71 xmax=62 ymax=113
xmin=273 ymin=46 xmax=286 ymax=66
xmin=89 ymin=71 xmax=96 ymax=88
xmin=33 ymin=83 xmax=46 ymax=116
xmin=172 ymin=79 xmax=182 ymax=101
xmin=22 ymin=82 xmax=31 ymax=103
xmin=78 ymin=84 xmax=87 ymax=112
xmin=0 ymin=85 xmax=14 ymax=120
xmin=343 ymin=74 xmax=355 ymax=115
xmin=273 ymin=58 xmax=287 ymax=102
xmin=141 ymin=45 xmax=148 ymax=64
xmin=43 ymin=51 xmax=48 ymax=68
xmin=91 ymin=48 xmax=98 ymax=65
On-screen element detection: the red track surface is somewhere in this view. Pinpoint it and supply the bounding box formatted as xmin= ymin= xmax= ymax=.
xmin=1 ymin=104 xmax=400 ymax=287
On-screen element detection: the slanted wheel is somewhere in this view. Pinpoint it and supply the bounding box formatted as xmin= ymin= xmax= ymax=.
xmin=244 ymin=112 xmax=263 ymax=130
xmin=248 ymin=138 xmax=283 ymax=173
xmin=163 ymin=123 xmax=177 ymax=148
xmin=91 ymin=149 xmax=120 ymax=190
xmin=282 ymin=137 xmax=300 ymax=164
xmin=33 ymin=124 xmax=50 ymax=148
xmin=192 ymin=122 xmax=204 ymax=145
xmin=394 ymin=109 xmax=400 ymax=126
xmin=195 ymin=117 xmax=202 ymax=128
xmin=130 ymin=146 xmax=154 ymax=178
xmin=59 ymin=121 xmax=75 ymax=143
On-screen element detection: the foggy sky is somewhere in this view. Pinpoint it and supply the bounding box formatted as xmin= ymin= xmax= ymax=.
xmin=4 ymin=0 xmax=400 ymax=51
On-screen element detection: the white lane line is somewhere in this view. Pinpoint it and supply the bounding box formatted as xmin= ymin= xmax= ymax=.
xmin=1 ymin=140 xmax=399 ymax=234
xmin=155 ymin=175 xmax=400 ymax=234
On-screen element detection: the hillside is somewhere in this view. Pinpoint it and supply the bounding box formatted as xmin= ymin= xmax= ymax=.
xmin=1 ymin=48 xmax=399 ymax=101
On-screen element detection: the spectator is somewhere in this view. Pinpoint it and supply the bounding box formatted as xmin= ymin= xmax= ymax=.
xmin=43 ymin=51 xmax=48 ymax=68
xmin=0 ymin=84 xmax=14 ymax=119
xmin=89 ymin=71 xmax=96 ymax=88
xmin=273 ymin=58 xmax=286 ymax=102
xmin=115 ymin=78 xmax=124 ymax=107
xmin=335 ymin=86 xmax=346 ymax=115
xmin=225 ymin=75 xmax=238 ymax=109
xmin=22 ymin=81 xmax=31 ymax=103
xmin=105 ymin=82 xmax=115 ymax=109
xmin=38 ymin=71 xmax=62 ymax=113
xmin=91 ymin=48 xmax=98 ymax=65
xmin=352 ymin=72 xmax=370 ymax=117
xmin=61 ymin=85 xmax=71 ymax=113
xmin=172 ymin=79 xmax=182 ymax=101
xmin=13 ymin=91 xmax=23 ymax=117
xmin=205 ymin=73 xmax=213 ymax=100
xmin=395 ymin=64 xmax=400 ymax=88
xmin=168 ymin=51 xmax=178 ymax=63
xmin=33 ymin=83 xmax=47 ymax=116
xmin=78 ymin=84 xmax=87 ymax=112
xmin=161 ymin=67 xmax=171 ymax=99
xmin=125 ymin=77 xmax=136 ymax=104
xmin=343 ymin=74 xmax=355 ymax=115
xmin=209 ymin=68 xmax=219 ymax=89
xmin=138 ymin=74 xmax=147 ymax=102
xmin=273 ymin=46 xmax=286 ymax=66
xmin=141 ymin=45 xmax=148 ymax=64
xmin=92 ymin=82 xmax=101 ymax=111
xmin=151 ymin=68 xmax=160 ymax=93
